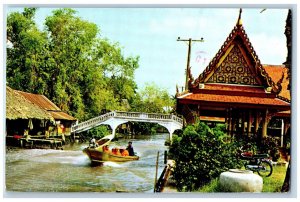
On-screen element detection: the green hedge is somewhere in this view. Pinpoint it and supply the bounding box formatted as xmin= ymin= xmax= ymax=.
xmin=168 ymin=121 xmax=243 ymax=191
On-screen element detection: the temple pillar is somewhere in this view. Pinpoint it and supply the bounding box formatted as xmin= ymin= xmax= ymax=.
xmin=280 ymin=119 xmax=284 ymax=147
xmin=247 ymin=110 xmax=252 ymax=137
xmin=261 ymin=109 xmax=268 ymax=138
xmin=225 ymin=109 xmax=228 ymax=131
xmin=284 ymin=119 xmax=290 ymax=135
xmin=197 ymin=104 xmax=201 ymax=120
xmin=242 ymin=111 xmax=246 ymax=136
xmin=254 ymin=111 xmax=260 ymax=134
xmin=228 ymin=108 xmax=232 ymax=135
xmin=230 ymin=110 xmax=235 ymax=138
xmin=283 ymin=118 xmax=291 ymax=148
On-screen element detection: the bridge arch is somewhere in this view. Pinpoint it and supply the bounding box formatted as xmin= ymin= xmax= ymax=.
xmin=71 ymin=111 xmax=183 ymax=142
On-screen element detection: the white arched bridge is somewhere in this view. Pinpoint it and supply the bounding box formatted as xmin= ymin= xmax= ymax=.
xmin=71 ymin=111 xmax=183 ymax=140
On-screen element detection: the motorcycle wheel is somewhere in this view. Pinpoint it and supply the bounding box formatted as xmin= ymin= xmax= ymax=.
xmin=257 ymin=160 xmax=273 ymax=177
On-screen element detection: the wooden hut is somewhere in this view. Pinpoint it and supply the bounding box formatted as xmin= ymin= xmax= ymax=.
xmin=6 ymin=86 xmax=77 ymax=148
xmin=6 ymin=86 xmax=54 ymax=146
xmin=16 ymin=90 xmax=77 ymax=138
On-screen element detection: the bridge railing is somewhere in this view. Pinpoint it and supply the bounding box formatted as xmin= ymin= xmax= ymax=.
xmin=115 ymin=111 xmax=183 ymax=125
xmin=71 ymin=111 xmax=183 ymax=133
xmin=71 ymin=111 xmax=115 ymax=132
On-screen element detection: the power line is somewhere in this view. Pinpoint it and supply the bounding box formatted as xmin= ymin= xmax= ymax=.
xmin=177 ymin=37 xmax=204 ymax=91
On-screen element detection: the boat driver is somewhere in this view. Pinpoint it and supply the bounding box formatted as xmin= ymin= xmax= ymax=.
xmin=90 ymin=137 xmax=98 ymax=148
xmin=126 ymin=141 xmax=135 ymax=156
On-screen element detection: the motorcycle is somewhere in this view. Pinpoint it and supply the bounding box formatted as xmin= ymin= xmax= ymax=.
xmin=240 ymin=151 xmax=273 ymax=177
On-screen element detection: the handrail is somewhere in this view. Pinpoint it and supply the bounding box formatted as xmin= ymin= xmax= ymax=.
xmin=71 ymin=111 xmax=183 ymax=133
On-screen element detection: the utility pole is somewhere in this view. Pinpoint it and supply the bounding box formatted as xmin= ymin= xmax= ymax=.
xmin=177 ymin=37 xmax=204 ymax=91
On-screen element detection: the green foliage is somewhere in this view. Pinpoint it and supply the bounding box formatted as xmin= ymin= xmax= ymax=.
xmin=235 ymin=134 xmax=280 ymax=162
xmin=86 ymin=125 xmax=110 ymax=139
xmin=128 ymin=83 xmax=175 ymax=135
xmin=169 ymin=121 xmax=243 ymax=192
xmin=7 ymin=8 xmax=140 ymax=121
xmin=260 ymin=136 xmax=280 ymax=162
xmin=7 ymin=8 xmax=50 ymax=94
xmin=131 ymin=82 xmax=174 ymax=113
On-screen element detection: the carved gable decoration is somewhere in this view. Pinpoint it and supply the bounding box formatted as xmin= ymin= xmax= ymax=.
xmin=190 ymin=11 xmax=279 ymax=93
xmin=206 ymin=45 xmax=260 ymax=85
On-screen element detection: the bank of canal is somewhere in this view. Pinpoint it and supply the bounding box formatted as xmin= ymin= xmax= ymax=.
xmin=5 ymin=134 xmax=168 ymax=192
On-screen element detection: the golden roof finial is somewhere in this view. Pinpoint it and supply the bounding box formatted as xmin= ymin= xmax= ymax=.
xmin=237 ymin=8 xmax=243 ymax=26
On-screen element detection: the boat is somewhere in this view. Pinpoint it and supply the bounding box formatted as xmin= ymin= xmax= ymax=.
xmin=83 ymin=135 xmax=139 ymax=163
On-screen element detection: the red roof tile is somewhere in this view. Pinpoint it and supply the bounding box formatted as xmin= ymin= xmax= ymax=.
xmin=180 ymin=93 xmax=290 ymax=107
xmin=263 ymin=64 xmax=290 ymax=101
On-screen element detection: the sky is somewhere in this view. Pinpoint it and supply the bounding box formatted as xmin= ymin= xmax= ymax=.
xmin=5 ymin=6 xmax=289 ymax=95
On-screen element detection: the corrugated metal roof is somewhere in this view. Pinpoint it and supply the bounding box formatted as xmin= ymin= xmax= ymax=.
xmin=6 ymin=86 xmax=53 ymax=120
xmin=14 ymin=90 xmax=76 ymax=121
xmin=17 ymin=91 xmax=61 ymax=111
xmin=50 ymin=111 xmax=77 ymax=121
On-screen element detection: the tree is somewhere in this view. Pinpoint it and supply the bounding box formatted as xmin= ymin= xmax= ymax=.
xmin=7 ymin=8 xmax=50 ymax=94
xmin=44 ymin=8 xmax=100 ymax=119
xmin=131 ymin=83 xmax=174 ymax=113
xmin=94 ymin=39 xmax=139 ymax=111
xmin=281 ymin=9 xmax=292 ymax=193
xmin=7 ymin=8 xmax=141 ymax=121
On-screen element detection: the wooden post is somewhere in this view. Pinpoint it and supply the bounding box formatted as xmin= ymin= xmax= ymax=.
xmin=228 ymin=108 xmax=232 ymax=135
xmin=232 ymin=117 xmax=236 ymax=138
xmin=177 ymin=37 xmax=204 ymax=91
xmin=261 ymin=109 xmax=268 ymax=138
xmin=230 ymin=110 xmax=235 ymax=138
xmin=254 ymin=111 xmax=260 ymax=134
xmin=247 ymin=111 xmax=252 ymax=137
xmin=281 ymin=119 xmax=284 ymax=147
xmin=241 ymin=111 xmax=246 ymax=136
xmin=154 ymin=151 xmax=159 ymax=192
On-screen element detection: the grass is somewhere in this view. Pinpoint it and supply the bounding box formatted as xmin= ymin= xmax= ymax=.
xmin=197 ymin=164 xmax=288 ymax=193
xmin=262 ymin=164 xmax=287 ymax=192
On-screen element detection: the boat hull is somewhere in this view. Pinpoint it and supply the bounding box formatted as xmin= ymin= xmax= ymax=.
xmin=83 ymin=147 xmax=139 ymax=162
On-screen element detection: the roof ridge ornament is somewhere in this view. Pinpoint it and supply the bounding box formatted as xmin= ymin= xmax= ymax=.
xmin=237 ymin=8 xmax=243 ymax=26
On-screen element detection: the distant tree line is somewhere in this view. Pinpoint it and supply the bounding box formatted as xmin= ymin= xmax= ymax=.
xmin=7 ymin=8 xmax=174 ymax=121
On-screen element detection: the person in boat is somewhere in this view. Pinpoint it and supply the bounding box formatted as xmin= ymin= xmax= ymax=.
xmin=126 ymin=141 xmax=135 ymax=156
xmin=121 ymin=149 xmax=129 ymax=156
xmin=103 ymin=145 xmax=110 ymax=153
xmin=89 ymin=137 xmax=98 ymax=148
xmin=112 ymin=148 xmax=121 ymax=156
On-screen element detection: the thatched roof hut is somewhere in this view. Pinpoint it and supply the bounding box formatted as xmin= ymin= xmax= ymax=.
xmin=6 ymin=86 xmax=53 ymax=120
xmin=17 ymin=90 xmax=76 ymax=121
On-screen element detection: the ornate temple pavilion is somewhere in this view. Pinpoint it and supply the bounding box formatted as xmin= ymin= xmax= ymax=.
xmin=176 ymin=10 xmax=291 ymax=142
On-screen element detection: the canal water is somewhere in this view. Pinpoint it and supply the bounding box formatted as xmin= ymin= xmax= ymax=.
xmin=5 ymin=133 xmax=169 ymax=193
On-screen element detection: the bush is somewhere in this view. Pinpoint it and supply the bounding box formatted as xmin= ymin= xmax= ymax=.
xmin=169 ymin=121 xmax=243 ymax=191
xmin=260 ymin=136 xmax=280 ymax=162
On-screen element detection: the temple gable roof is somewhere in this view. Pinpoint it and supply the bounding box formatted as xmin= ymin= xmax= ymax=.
xmin=189 ymin=9 xmax=279 ymax=94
